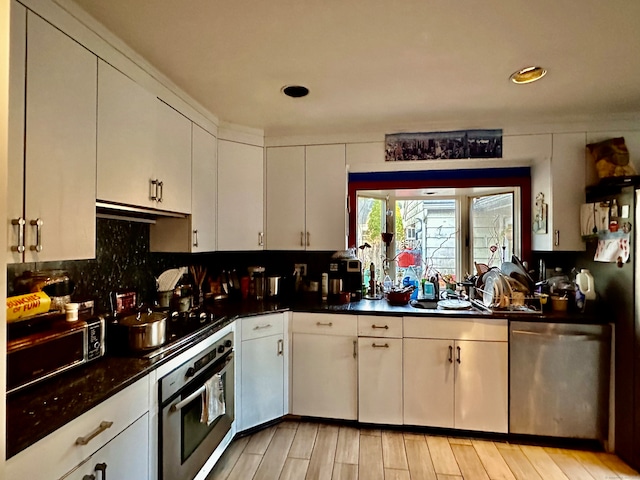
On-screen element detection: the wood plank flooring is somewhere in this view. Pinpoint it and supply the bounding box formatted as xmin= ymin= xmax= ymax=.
xmin=207 ymin=420 xmax=640 ymax=480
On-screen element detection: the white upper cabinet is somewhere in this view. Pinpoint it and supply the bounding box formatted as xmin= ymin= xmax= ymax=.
xmin=531 ymin=132 xmax=586 ymax=251
xmin=97 ymin=59 xmax=156 ymax=209
xmin=266 ymin=146 xmax=305 ymax=249
xmin=153 ymin=100 xmax=192 ymax=213
xmin=266 ymin=144 xmax=347 ymax=251
xmin=8 ymin=10 xmax=97 ymax=263
xmin=305 ymin=144 xmax=347 ymax=250
xmin=217 ymin=139 xmax=264 ymax=250
xmin=97 ymin=60 xmax=191 ymax=214
xmin=150 ymin=123 xmax=217 ymax=252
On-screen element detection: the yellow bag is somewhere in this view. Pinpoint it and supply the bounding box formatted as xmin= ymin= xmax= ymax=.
xmin=7 ymin=291 xmax=51 ymax=322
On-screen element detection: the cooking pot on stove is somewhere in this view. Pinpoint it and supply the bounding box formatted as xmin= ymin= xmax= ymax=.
xmin=119 ymin=310 xmax=167 ymax=350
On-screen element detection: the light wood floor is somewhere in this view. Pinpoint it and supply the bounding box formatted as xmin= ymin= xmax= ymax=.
xmin=207 ymin=420 xmax=640 ymax=480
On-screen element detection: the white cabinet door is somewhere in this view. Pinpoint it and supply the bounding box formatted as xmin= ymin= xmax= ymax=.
xmin=531 ymin=132 xmax=586 ymax=251
xmin=403 ymin=338 xmax=454 ymax=428
xmin=153 ymin=100 xmax=192 ymax=214
xmin=7 ymin=2 xmax=26 ymax=264
xmin=217 ymin=139 xmax=264 ymax=250
xmin=65 ymin=413 xmax=149 ymax=480
xmin=266 ymin=146 xmax=305 ymax=250
xmin=305 ymin=144 xmax=347 ymax=251
xmin=97 ymin=59 xmax=157 ymax=209
xmin=454 ymin=340 xmax=508 ymax=433
xmin=23 ymin=12 xmax=96 ymax=262
xmin=240 ymin=334 xmax=284 ymax=430
xmin=291 ymin=332 xmax=357 ymax=420
xmin=358 ymin=337 xmax=403 ymax=424
xmin=149 ymin=123 xmax=216 ymax=252
xmin=191 ymin=124 xmax=217 ymax=252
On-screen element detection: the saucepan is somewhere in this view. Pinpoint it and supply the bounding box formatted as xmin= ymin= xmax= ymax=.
xmin=118 ymin=310 xmax=167 ymax=350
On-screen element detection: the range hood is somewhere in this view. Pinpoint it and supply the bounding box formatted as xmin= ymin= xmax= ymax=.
xmin=96 ymin=201 xmax=188 ymax=224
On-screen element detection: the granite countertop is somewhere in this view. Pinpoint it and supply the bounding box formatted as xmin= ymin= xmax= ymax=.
xmin=6 ymin=297 xmax=599 ymax=458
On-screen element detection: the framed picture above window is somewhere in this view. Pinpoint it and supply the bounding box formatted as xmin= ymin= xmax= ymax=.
xmin=385 ymin=129 xmax=503 ymax=162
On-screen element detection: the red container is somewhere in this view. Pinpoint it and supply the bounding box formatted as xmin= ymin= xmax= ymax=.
xmin=386 ymin=290 xmax=412 ymax=306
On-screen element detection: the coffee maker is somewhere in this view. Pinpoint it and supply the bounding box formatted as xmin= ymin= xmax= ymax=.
xmin=328 ymin=258 xmax=362 ymax=302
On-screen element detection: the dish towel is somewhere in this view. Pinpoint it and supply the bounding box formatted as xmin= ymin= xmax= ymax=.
xmin=200 ymin=373 xmax=225 ymax=426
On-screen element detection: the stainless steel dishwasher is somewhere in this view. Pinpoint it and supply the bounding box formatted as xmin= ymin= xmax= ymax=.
xmin=509 ymin=321 xmax=611 ymax=439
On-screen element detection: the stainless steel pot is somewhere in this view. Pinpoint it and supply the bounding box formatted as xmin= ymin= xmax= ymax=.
xmin=119 ymin=311 xmax=167 ymax=350
xmin=267 ymin=276 xmax=281 ymax=297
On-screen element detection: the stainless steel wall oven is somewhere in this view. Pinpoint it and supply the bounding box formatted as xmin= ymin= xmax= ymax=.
xmin=159 ymin=332 xmax=234 ymax=480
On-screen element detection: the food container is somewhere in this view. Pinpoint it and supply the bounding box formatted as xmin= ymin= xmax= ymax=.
xmin=157 ymin=290 xmax=173 ymax=308
xmin=551 ymin=296 xmax=568 ymax=312
xmin=119 ymin=311 xmax=167 ymax=350
xmin=267 ymin=276 xmax=281 ymax=298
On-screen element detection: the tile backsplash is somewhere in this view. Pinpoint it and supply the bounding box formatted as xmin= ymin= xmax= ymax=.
xmin=7 ymin=218 xmax=335 ymax=313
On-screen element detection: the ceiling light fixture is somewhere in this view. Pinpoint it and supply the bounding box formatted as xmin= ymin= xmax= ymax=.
xmin=509 ymin=66 xmax=547 ymax=84
xmin=282 ymin=85 xmax=309 ymax=98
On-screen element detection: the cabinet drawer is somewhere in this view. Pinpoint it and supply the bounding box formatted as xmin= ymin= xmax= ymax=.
xmin=403 ymin=316 xmax=507 ymax=341
xmin=6 ymin=376 xmax=150 ymax=480
xmin=358 ymin=315 xmax=402 ymax=338
xmin=292 ymin=312 xmax=356 ymax=336
xmin=241 ymin=313 xmax=284 ymax=341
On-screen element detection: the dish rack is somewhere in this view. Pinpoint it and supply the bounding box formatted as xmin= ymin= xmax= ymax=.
xmin=471 ymin=291 xmax=542 ymax=313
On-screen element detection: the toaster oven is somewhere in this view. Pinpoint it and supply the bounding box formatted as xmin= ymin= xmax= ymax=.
xmin=7 ymin=315 xmax=105 ymax=394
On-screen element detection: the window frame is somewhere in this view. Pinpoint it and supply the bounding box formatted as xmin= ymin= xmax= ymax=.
xmin=348 ymin=167 xmax=532 ymax=270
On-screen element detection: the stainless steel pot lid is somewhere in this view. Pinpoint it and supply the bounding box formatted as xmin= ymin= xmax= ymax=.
xmin=119 ymin=311 xmax=167 ymax=327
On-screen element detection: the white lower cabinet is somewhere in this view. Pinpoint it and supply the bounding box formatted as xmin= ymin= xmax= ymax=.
xmin=291 ymin=313 xmax=357 ymax=420
xmin=6 ymin=376 xmax=150 ymax=480
xmin=358 ymin=337 xmax=403 ymax=424
xmin=403 ymin=317 xmax=508 ymax=433
xmin=64 ymin=413 xmax=149 ymax=480
xmin=238 ymin=313 xmax=286 ymax=431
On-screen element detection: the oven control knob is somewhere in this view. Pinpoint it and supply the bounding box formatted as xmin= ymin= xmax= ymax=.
xmin=217 ymin=345 xmax=225 ymax=354
xmin=186 ymin=367 xmax=196 ymax=378
xmin=224 ymin=340 xmax=232 ymax=348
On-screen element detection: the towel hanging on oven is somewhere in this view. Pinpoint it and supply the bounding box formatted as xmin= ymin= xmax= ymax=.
xmin=201 ymin=373 xmax=225 ymax=426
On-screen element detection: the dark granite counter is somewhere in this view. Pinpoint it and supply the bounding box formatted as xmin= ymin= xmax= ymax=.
xmin=6 ymin=298 xmax=600 ymax=458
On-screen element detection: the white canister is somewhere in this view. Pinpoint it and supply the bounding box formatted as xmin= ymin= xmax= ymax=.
xmin=64 ymin=302 xmax=79 ymax=322
xmin=576 ymin=269 xmax=596 ymax=300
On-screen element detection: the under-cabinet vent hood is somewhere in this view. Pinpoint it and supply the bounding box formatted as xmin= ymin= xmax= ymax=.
xmin=96 ymin=201 xmax=188 ymax=224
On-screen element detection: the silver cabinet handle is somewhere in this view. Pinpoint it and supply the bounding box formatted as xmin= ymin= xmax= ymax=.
xmin=448 ymin=345 xmax=453 ymax=363
xmin=372 ymin=342 xmax=389 ymax=348
xmin=29 ymin=218 xmax=43 ymax=252
xmin=554 ymin=229 xmax=560 ymax=246
xmin=157 ymin=180 xmax=164 ymax=203
xmin=300 ymin=232 xmax=305 ymax=247
xmin=277 ymin=338 xmax=283 ymax=356
xmin=75 ymin=421 xmax=113 ymax=446
xmin=372 ymin=324 xmax=389 ymax=330
xmin=258 ymin=232 xmax=264 ymax=246
xmin=94 ymin=463 xmax=107 ymax=480
xmin=353 ymin=340 xmax=357 ymax=358
xmin=316 ymin=321 xmax=333 ymax=327
xmin=253 ymin=323 xmax=272 ymax=330
xmin=306 ymin=231 xmax=310 ymax=247
xmin=150 ymin=179 xmax=159 ymax=201
xmin=456 ymin=346 xmax=461 ymax=364
xmin=11 ymin=217 xmax=25 ymax=253
xmin=193 ymin=229 xmax=199 ymax=247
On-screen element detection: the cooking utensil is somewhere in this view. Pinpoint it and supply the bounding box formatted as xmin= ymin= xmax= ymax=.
xmin=119 ymin=310 xmax=167 ymax=350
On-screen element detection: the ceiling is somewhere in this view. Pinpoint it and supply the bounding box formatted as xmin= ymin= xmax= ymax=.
xmin=70 ymin=0 xmax=640 ymax=137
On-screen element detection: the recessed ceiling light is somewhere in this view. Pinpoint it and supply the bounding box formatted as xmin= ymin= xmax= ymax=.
xmin=509 ymin=66 xmax=547 ymax=84
xmin=282 ymin=85 xmax=309 ymax=98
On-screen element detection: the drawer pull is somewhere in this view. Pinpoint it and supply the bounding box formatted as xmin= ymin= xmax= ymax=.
xmin=371 ymin=324 xmax=389 ymax=330
xmin=75 ymin=421 xmax=113 ymax=446
xmin=253 ymin=324 xmax=272 ymax=330
xmin=372 ymin=342 xmax=389 ymax=348
xmin=277 ymin=338 xmax=284 ymax=356
xmin=95 ymin=462 xmax=107 ymax=480
xmin=316 ymin=321 xmax=333 ymax=327
xmin=353 ymin=340 xmax=357 ymax=358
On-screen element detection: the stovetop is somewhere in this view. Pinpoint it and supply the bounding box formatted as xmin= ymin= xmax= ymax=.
xmin=143 ymin=308 xmax=229 ymax=359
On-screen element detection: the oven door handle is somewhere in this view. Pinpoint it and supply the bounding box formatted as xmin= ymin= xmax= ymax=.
xmin=169 ymin=354 xmax=233 ymax=414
